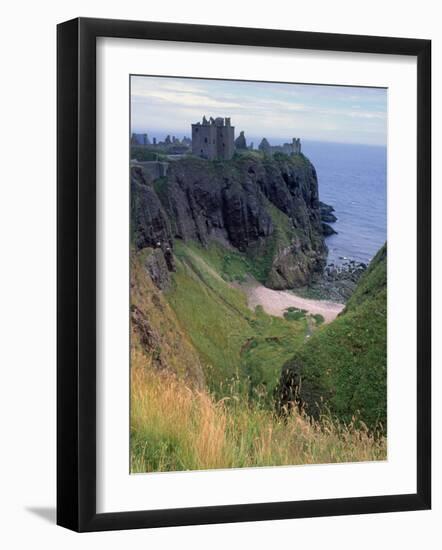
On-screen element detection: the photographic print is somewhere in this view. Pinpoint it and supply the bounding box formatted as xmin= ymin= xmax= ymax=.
xmin=129 ymin=75 xmax=387 ymax=474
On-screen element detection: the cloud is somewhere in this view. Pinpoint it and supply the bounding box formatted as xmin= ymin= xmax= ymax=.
xmin=133 ymin=90 xmax=242 ymax=110
xmin=130 ymin=76 xmax=387 ymax=146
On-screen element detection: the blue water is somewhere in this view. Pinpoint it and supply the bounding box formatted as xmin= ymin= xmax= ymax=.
xmin=302 ymin=141 xmax=387 ymax=266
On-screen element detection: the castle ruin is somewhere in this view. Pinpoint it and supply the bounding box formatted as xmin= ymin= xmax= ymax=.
xmin=131 ymin=118 xmax=302 ymax=163
xmin=259 ymin=137 xmax=302 ymax=156
xmin=191 ymin=116 xmax=235 ymax=160
xmin=191 ymin=117 xmax=302 ymax=160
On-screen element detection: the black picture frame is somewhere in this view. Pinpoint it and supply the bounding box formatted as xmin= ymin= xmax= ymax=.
xmin=57 ymin=17 xmax=431 ymax=532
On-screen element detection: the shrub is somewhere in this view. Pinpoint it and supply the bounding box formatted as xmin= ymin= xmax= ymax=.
xmin=312 ymin=313 xmax=325 ymax=325
xmin=284 ymin=308 xmax=307 ymax=321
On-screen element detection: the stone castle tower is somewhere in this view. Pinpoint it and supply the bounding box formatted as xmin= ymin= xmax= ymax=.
xmin=292 ymin=137 xmax=301 ymax=154
xmin=191 ymin=116 xmax=235 ymax=160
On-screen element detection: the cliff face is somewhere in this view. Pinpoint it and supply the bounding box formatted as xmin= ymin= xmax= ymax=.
xmin=131 ymin=166 xmax=173 ymax=250
xmin=131 ymin=153 xmax=327 ymax=289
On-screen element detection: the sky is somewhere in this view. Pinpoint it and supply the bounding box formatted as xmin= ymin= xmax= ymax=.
xmin=131 ymin=75 xmax=387 ymax=147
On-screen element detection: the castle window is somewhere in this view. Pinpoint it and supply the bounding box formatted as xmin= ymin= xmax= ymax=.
xmin=204 ymin=137 xmax=208 ymax=143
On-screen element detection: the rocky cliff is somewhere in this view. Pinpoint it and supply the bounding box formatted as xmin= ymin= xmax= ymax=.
xmin=131 ymin=152 xmax=327 ymax=289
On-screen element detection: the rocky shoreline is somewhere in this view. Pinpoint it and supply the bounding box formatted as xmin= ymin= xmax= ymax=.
xmin=307 ymin=199 xmax=368 ymax=302
xmin=319 ymin=201 xmax=338 ymax=237
xmin=294 ymin=258 xmax=368 ymax=303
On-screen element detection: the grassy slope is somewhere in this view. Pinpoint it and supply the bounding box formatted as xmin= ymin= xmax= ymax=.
xmin=130 ymin=151 xmax=387 ymax=471
xmin=131 ymin=367 xmax=386 ymax=472
xmin=130 ymin=248 xmax=205 ymax=387
xmin=166 ymin=240 xmax=306 ymax=398
xmin=130 ymin=241 xmax=388 ymax=472
xmin=280 ymin=244 xmax=387 ymax=429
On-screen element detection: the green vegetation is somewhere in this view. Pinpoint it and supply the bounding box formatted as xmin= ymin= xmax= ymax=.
xmin=130 ymin=149 xmax=387 ymax=472
xmin=168 ymin=240 xmax=306 ymax=398
xmin=345 ymin=244 xmax=387 ymax=312
xmin=130 ymin=248 xmax=205 ymax=386
xmin=131 ymin=367 xmax=386 ymax=473
xmin=284 ymin=307 xmax=307 ymax=321
xmin=245 ymin=201 xmax=297 ymax=286
xmin=233 ymin=149 xmax=266 ymax=162
xmin=131 ymin=146 xmax=168 ymax=161
xmin=152 ymin=176 xmax=169 ymax=202
xmin=312 ymin=313 xmax=325 ymax=326
xmin=130 ymin=241 xmax=388 ymax=472
xmin=279 ymin=243 xmax=387 ymax=430
xmin=177 ymin=240 xmax=252 ymax=283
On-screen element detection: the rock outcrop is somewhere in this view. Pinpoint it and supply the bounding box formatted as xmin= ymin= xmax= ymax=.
xmin=319 ymin=201 xmax=338 ymax=223
xmin=130 ymin=166 xmax=172 ymax=249
xmin=321 ymin=222 xmax=337 ymax=236
xmin=258 ymin=138 xmax=271 ymax=154
xmin=144 ymin=248 xmax=174 ymax=291
xmin=234 ymin=131 xmax=248 ymax=150
xmin=131 ymin=153 xmax=328 ymax=289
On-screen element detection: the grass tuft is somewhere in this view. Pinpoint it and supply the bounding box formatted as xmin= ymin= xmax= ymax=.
xmin=131 ymin=367 xmax=386 ymax=473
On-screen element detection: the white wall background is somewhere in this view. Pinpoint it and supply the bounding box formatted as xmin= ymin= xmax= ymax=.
xmin=0 ymin=0 xmax=439 ymax=547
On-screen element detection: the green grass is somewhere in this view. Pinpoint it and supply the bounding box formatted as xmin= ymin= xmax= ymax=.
xmin=233 ymin=149 xmax=266 ymax=162
xmin=131 ymin=146 xmax=168 ymax=160
xmin=245 ymin=200 xmax=297 ymax=285
xmin=284 ymin=307 xmax=307 ymax=321
xmin=152 ymin=175 xmax=168 ymax=194
xmin=130 ymin=248 xmax=206 ymax=386
xmin=131 ymin=367 xmax=387 ymax=473
xmin=130 ymin=154 xmax=387 ymax=472
xmin=167 ymin=240 xmax=306 ymax=398
xmin=345 ymin=244 xmax=387 ymax=312
xmin=279 ymin=243 xmax=387 ymax=430
xmin=178 ymin=240 xmax=253 ymax=283
xmin=312 ymin=313 xmax=325 ymax=326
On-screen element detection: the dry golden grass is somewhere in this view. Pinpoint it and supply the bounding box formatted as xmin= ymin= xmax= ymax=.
xmin=130 ymin=367 xmax=387 ymax=473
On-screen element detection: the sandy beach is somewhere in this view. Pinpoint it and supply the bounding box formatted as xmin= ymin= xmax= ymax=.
xmin=241 ymin=282 xmax=345 ymax=323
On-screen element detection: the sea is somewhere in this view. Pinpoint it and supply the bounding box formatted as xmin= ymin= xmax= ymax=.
xmin=302 ymin=141 xmax=387 ymax=266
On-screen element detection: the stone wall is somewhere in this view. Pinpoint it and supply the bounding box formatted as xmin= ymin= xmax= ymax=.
xmin=133 ymin=160 xmax=169 ymax=180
